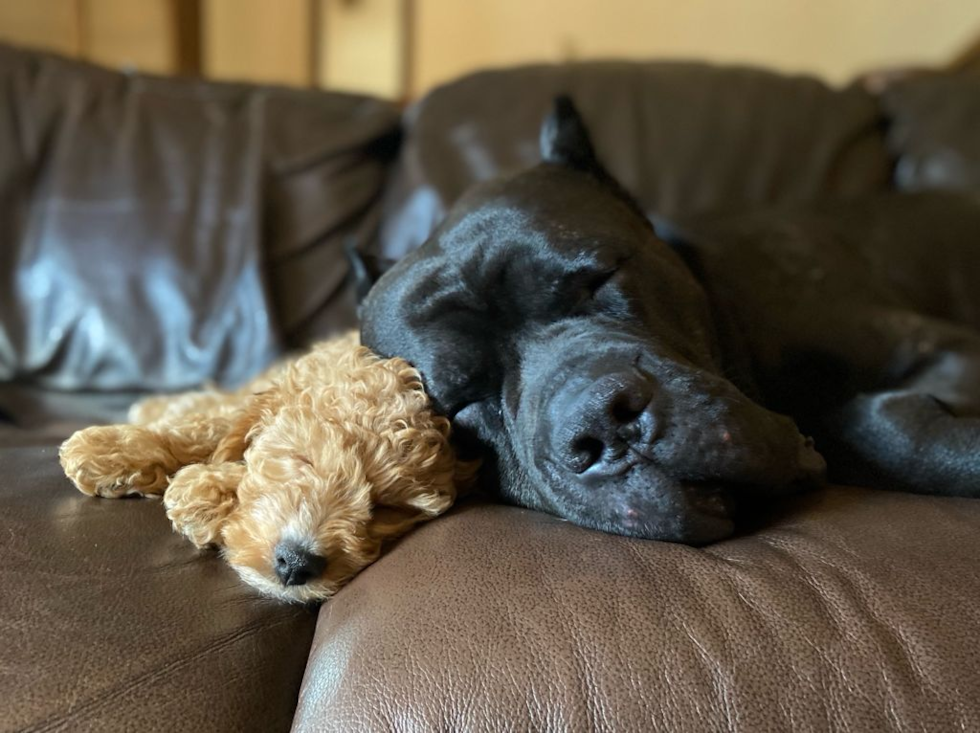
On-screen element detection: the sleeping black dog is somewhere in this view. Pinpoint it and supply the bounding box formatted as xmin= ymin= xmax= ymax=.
xmin=360 ymin=96 xmax=980 ymax=545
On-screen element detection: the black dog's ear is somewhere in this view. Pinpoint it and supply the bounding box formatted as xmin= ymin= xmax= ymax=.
xmin=540 ymin=95 xmax=653 ymax=227
xmin=345 ymin=241 xmax=397 ymax=305
xmin=539 ymin=95 xmax=601 ymax=172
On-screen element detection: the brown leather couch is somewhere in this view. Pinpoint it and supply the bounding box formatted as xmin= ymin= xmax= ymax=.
xmin=2 ymin=43 xmax=980 ymax=732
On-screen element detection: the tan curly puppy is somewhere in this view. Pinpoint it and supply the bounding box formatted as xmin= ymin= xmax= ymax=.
xmin=60 ymin=333 xmax=475 ymax=603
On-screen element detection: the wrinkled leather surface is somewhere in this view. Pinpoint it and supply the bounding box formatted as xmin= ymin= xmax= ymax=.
xmin=378 ymin=62 xmax=891 ymax=260
xmin=262 ymin=89 xmax=400 ymax=346
xmin=296 ymin=492 xmax=980 ymax=732
xmin=0 ymin=43 xmax=399 ymax=399
xmin=0 ymin=434 xmax=319 ymax=732
xmin=0 ymin=383 xmax=137 ymax=430
xmin=882 ymin=72 xmax=980 ymax=190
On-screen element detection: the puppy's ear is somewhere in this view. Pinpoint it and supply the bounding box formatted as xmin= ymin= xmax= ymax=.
xmin=540 ymin=95 xmax=602 ymax=173
xmin=345 ymin=240 xmax=397 ymax=306
xmin=165 ymin=463 xmax=243 ymax=549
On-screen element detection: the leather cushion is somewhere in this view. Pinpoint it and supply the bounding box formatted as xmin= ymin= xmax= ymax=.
xmin=0 ymin=44 xmax=399 ymax=395
xmin=378 ymin=61 xmax=891 ymax=260
xmin=295 ymin=489 xmax=980 ymax=731
xmin=882 ymin=72 xmax=980 ymax=191
xmin=262 ymin=87 xmax=400 ymax=347
xmin=0 ymin=433 xmax=318 ymax=732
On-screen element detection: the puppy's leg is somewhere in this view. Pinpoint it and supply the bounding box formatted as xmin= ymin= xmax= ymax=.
xmin=60 ymin=416 xmax=233 ymax=498
xmin=165 ymin=463 xmax=244 ymax=548
xmin=827 ymin=323 xmax=980 ymax=497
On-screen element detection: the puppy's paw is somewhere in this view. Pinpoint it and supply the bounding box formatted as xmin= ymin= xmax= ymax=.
xmin=165 ymin=463 xmax=243 ymax=548
xmin=60 ymin=426 xmax=175 ymax=498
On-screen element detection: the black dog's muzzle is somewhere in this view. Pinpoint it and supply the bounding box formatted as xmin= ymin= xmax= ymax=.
xmin=518 ymin=332 xmax=826 ymax=543
xmin=546 ymin=357 xmax=660 ymax=477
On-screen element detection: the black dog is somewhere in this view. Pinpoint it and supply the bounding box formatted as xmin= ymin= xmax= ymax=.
xmin=361 ymin=96 xmax=980 ymax=545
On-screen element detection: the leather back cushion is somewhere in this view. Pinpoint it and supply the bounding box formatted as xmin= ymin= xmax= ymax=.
xmin=0 ymin=44 xmax=399 ymax=391
xmin=378 ymin=61 xmax=891 ymax=260
xmin=882 ymin=72 xmax=980 ymax=190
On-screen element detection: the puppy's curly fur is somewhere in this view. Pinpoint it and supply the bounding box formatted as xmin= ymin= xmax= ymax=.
xmin=60 ymin=333 xmax=476 ymax=603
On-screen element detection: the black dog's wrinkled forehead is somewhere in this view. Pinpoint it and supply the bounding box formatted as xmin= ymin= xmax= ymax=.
xmin=431 ymin=93 xmax=654 ymax=262
xmin=362 ymin=97 xmax=673 ymax=354
xmin=435 ymin=167 xmax=652 ymax=269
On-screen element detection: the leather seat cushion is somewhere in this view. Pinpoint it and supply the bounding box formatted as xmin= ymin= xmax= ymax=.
xmin=0 ymin=433 xmax=318 ymax=732
xmin=294 ymin=488 xmax=980 ymax=732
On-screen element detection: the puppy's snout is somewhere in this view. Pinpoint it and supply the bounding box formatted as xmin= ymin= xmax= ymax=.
xmin=273 ymin=542 xmax=326 ymax=586
xmin=550 ymin=371 xmax=656 ymax=473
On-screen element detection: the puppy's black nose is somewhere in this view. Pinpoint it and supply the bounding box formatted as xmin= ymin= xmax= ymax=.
xmin=273 ymin=542 xmax=326 ymax=586
xmin=550 ymin=370 xmax=655 ymax=473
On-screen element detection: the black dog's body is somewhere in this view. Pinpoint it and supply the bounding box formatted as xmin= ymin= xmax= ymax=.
xmin=362 ymin=99 xmax=980 ymax=544
xmin=666 ymin=194 xmax=980 ymax=496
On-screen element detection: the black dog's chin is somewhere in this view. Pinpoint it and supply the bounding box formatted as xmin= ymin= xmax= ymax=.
xmin=597 ymin=498 xmax=736 ymax=545
xmin=552 ymin=465 xmax=739 ymax=545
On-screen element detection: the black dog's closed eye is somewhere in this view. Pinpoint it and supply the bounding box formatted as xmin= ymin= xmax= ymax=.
xmin=587 ymin=269 xmax=618 ymax=297
xmin=572 ymin=253 xmax=632 ymax=304
xmin=448 ymin=402 xmax=499 ymax=461
xmin=440 ymin=384 xmax=490 ymax=420
xmin=447 ymin=400 xmax=475 ymax=420
xmin=568 ymin=269 xmax=618 ymax=311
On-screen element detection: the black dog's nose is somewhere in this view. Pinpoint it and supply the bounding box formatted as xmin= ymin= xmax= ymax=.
xmin=550 ymin=371 xmax=655 ymax=473
xmin=273 ymin=542 xmax=326 ymax=586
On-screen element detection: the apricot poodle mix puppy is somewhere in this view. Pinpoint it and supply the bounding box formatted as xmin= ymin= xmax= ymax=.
xmin=60 ymin=333 xmax=474 ymax=603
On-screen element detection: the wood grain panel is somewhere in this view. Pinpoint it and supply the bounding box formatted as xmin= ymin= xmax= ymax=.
xmin=318 ymin=0 xmax=404 ymax=99
xmin=203 ymin=0 xmax=313 ymax=86
xmin=84 ymin=0 xmax=176 ymax=73
xmin=0 ymin=0 xmax=79 ymax=56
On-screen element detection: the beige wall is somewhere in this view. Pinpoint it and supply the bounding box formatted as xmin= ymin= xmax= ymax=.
xmin=0 ymin=0 xmax=79 ymax=56
xmin=0 ymin=0 xmax=175 ymax=73
xmin=320 ymin=0 xmax=404 ymax=99
xmin=204 ymin=0 xmax=313 ymax=86
xmin=2 ymin=1 xmax=979 ymax=98
xmin=84 ymin=0 xmax=174 ymax=73
xmin=414 ymin=0 xmax=980 ymax=94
